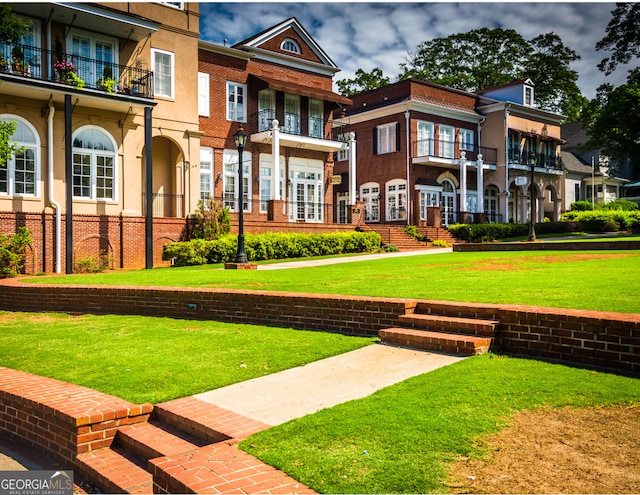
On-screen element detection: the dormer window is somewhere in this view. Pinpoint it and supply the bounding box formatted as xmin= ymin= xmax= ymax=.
xmin=281 ymin=38 xmax=301 ymax=54
xmin=524 ymin=85 xmax=534 ymax=107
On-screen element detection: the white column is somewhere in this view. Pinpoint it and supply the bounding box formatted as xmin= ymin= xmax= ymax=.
xmin=476 ymin=154 xmax=484 ymax=213
xmin=348 ymin=132 xmax=357 ymax=205
xmin=272 ymin=119 xmax=280 ymax=200
xmin=459 ymin=151 xmax=467 ymax=212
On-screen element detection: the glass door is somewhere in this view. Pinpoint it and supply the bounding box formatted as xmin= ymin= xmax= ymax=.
xmin=441 ymin=179 xmax=456 ymax=226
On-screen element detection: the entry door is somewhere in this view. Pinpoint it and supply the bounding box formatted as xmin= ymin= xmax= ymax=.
xmin=289 ymin=174 xmax=322 ymax=222
xmin=441 ymin=180 xmax=456 ymax=226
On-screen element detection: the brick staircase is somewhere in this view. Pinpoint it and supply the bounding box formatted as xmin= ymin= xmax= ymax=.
xmin=379 ymin=302 xmax=499 ymax=356
xmin=77 ymin=397 xmax=313 ymax=494
xmin=362 ymin=225 xmax=461 ymax=250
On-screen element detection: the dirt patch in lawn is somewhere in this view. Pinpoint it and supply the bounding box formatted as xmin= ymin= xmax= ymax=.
xmin=448 ymin=404 xmax=640 ymax=494
xmin=455 ymin=253 xmax=635 ymax=272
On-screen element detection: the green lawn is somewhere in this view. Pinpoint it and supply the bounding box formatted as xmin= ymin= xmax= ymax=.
xmin=239 ymin=354 xmax=640 ymax=494
xmin=0 ymin=311 xmax=374 ymax=404
xmin=25 ymin=249 xmax=640 ymax=314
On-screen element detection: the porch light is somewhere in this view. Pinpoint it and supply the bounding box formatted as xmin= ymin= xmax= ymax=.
xmin=528 ymin=151 xmax=537 ymax=241
xmin=234 ymin=126 xmax=248 ymax=263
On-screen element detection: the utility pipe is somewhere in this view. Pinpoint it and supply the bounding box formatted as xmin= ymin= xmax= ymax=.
xmin=47 ymin=101 xmax=61 ymax=273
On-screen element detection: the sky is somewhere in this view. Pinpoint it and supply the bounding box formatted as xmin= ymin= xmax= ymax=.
xmin=198 ymin=2 xmax=638 ymax=100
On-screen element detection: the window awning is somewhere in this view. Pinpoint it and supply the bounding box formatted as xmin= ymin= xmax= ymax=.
xmin=509 ymin=128 xmax=566 ymax=144
xmin=251 ymin=75 xmax=352 ymax=106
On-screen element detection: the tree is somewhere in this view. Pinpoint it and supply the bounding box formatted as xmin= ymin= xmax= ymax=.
xmin=399 ymin=28 xmax=583 ymax=120
xmin=336 ymin=68 xmax=391 ymax=97
xmin=596 ymin=2 xmax=640 ymax=75
xmin=581 ymin=69 xmax=640 ymax=177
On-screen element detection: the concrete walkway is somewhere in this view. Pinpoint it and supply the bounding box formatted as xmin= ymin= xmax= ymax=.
xmin=195 ymin=344 xmax=464 ymax=426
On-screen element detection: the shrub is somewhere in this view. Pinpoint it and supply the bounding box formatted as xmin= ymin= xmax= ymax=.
xmin=191 ymin=199 xmax=231 ymax=241
xmin=569 ymin=200 xmax=596 ymax=211
xmin=601 ymin=199 xmax=639 ymax=211
xmin=75 ymin=250 xmax=113 ymax=273
xmin=447 ymin=223 xmax=528 ymax=242
xmin=403 ymin=225 xmax=429 ymax=242
xmin=0 ymin=227 xmax=32 ymax=278
xmin=431 ymin=239 xmax=450 ymax=248
xmin=560 ymin=209 xmax=640 ymax=232
xmin=163 ymin=231 xmax=382 ymax=266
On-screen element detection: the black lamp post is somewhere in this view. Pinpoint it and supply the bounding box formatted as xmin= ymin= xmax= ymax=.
xmin=234 ymin=126 xmax=248 ymax=263
xmin=527 ymin=151 xmax=537 ymax=241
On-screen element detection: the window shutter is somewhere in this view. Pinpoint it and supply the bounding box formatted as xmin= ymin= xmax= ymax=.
xmin=198 ymin=72 xmax=210 ymax=117
xmin=396 ymin=122 xmax=401 ymax=151
xmin=373 ymin=127 xmax=378 ymax=155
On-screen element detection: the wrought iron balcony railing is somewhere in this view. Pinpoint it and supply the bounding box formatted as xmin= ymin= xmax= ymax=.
xmin=414 ymin=138 xmax=498 ymax=164
xmin=253 ymin=110 xmax=335 ymax=140
xmin=0 ymin=42 xmax=153 ymax=98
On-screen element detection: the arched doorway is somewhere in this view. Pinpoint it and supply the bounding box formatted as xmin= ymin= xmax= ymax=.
xmin=147 ymin=136 xmax=184 ymax=217
xmin=441 ymin=179 xmax=457 ymax=226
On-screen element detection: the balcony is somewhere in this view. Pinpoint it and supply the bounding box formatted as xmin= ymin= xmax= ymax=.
xmin=413 ymin=138 xmax=498 ymax=167
xmin=250 ymin=110 xmax=347 ymax=153
xmin=508 ymin=151 xmax=562 ymax=173
xmin=0 ymin=42 xmax=153 ymax=99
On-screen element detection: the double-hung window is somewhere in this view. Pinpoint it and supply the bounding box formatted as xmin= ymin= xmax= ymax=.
xmin=417 ymin=121 xmax=434 ymax=156
xmin=227 ymin=82 xmax=246 ymax=122
xmin=0 ymin=116 xmax=39 ymax=197
xmin=223 ymin=149 xmax=251 ymax=212
xmin=72 ymin=127 xmax=117 ymax=201
xmin=438 ymin=125 xmax=454 ymax=158
xmin=152 ymin=48 xmax=174 ymax=98
xmin=376 ymin=123 xmax=398 ymax=154
xmin=460 ymin=129 xmax=474 ymax=153
xmin=200 ymin=147 xmax=213 ymax=202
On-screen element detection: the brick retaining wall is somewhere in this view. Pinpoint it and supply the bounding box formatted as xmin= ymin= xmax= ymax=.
xmin=0 ymin=280 xmax=638 ymax=374
xmin=0 ymin=366 xmax=152 ymax=467
xmin=454 ymin=240 xmax=640 ymax=252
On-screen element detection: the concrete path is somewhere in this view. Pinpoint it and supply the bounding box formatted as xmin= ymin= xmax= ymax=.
xmin=195 ymin=344 xmax=464 ymax=426
xmin=258 ymin=247 xmax=451 ymax=269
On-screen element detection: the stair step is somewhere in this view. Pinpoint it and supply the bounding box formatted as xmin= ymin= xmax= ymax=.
xmin=154 ymin=397 xmax=270 ymax=443
xmin=398 ymin=313 xmax=498 ymax=337
xmin=149 ymin=442 xmax=314 ymax=495
xmin=379 ymin=327 xmax=492 ymax=355
xmin=116 ymin=420 xmax=209 ymax=461
xmin=77 ymin=447 xmax=153 ymax=494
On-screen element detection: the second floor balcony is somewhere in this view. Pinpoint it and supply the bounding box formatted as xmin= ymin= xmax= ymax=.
xmin=413 ymin=138 xmax=498 ymax=167
xmin=0 ymin=42 xmax=153 ymax=99
xmin=508 ymin=150 xmax=562 ymax=173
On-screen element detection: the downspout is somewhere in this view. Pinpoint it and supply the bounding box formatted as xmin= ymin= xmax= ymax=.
xmin=405 ymin=109 xmax=411 ymax=225
xmin=47 ymin=100 xmax=61 ymax=273
xmin=504 ymin=104 xmax=511 ymax=222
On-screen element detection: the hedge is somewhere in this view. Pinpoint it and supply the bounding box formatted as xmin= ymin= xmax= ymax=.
xmin=447 ymin=223 xmax=529 ymax=242
xmin=162 ymin=231 xmax=382 ymax=266
xmin=560 ymin=210 xmax=640 ymax=232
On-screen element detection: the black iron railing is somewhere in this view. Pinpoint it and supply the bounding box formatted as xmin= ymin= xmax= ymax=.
xmin=0 ymin=42 xmax=153 ymax=98
xmin=414 ymin=138 xmax=498 ymax=164
xmin=508 ymin=150 xmax=561 ymax=170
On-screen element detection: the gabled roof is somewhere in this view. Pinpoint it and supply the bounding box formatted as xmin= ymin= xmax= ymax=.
xmin=233 ymin=17 xmax=340 ymax=75
xmin=477 ymin=78 xmax=534 ymax=95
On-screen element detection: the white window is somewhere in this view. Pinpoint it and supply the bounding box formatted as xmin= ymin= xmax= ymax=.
xmin=419 ymin=188 xmax=440 ymax=221
xmin=284 ymin=94 xmax=300 ymax=134
xmin=439 ymin=125 xmax=455 ymax=158
xmin=198 ymin=72 xmax=210 ymax=117
xmin=200 ymin=147 xmax=213 ymax=202
xmin=152 ymin=48 xmax=174 ymax=98
xmin=281 ymin=38 xmax=301 ymax=54
xmin=460 ymin=129 xmax=474 ymax=152
xmin=376 ymin=123 xmax=397 ymax=154
xmin=361 ymin=182 xmax=380 ymax=223
xmin=158 ymin=1 xmax=184 ymax=8
xmin=223 ymin=149 xmax=251 ymax=212
xmin=288 ymin=157 xmax=324 ymax=222
xmin=0 ymin=116 xmax=39 ymax=197
xmin=68 ymin=31 xmax=117 ymax=87
xmin=336 ymin=133 xmax=349 ymax=162
xmin=524 ymin=86 xmax=534 ymax=106
xmin=72 ymin=127 xmax=117 ymax=201
xmin=227 ymin=82 xmax=246 ymax=122
xmin=386 ymin=179 xmax=407 ymax=221
xmin=417 ymin=121 xmax=434 ymax=156
xmin=258 ymin=89 xmax=275 ymax=131
xmin=259 ymin=154 xmax=285 ymax=213
xmin=308 ymin=98 xmax=324 ymax=138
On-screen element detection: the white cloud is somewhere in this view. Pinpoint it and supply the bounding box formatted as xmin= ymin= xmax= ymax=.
xmin=199 ymin=2 xmax=638 ymax=99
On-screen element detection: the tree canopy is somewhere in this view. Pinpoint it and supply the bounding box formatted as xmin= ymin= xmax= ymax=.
xmin=581 ymin=69 xmax=640 ymax=176
xmin=335 ymin=68 xmax=391 ymax=97
xmin=596 ymin=2 xmax=640 ymax=75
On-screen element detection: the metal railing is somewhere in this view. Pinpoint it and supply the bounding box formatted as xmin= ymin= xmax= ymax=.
xmin=508 ymin=150 xmax=561 ymax=170
xmin=414 ymin=138 xmax=498 ymax=164
xmin=142 ymin=193 xmax=184 ymax=218
xmin=0 ymin=42 xmax=153 ymax=98
xmin=253 ymin=110 xmax=335 ymax=140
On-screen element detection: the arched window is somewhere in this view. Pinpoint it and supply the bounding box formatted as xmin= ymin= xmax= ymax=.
xmin=281 ymin=38 xmax=301 ymax=54
xmin=0 ymin=115 xmax=40 ymax=197
xmin=72 ymin=127 xmax=117 ymax=200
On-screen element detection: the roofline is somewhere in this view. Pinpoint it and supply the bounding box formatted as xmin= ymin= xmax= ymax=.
xmin=198 ymin=39 xmax=254 ymax=60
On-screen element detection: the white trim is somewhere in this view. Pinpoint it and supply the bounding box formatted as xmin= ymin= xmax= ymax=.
xmin=151 ymin=48 xmax=175 ymax=99
xmin=0 ymin=115 xmax=41 ymax=198
xmin=198 ymin=72 xmax=210 ymax=117
xmin=71 ymin=125 xmax=119 ymax=202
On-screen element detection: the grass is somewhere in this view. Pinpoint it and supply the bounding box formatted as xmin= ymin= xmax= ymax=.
xmin=239 ymin=353 xmax=640 ymax=494
xmin=0 ymin=311 xmax=374 ymax=404
xmin=24 ymin=249 xmax=640 ymax=314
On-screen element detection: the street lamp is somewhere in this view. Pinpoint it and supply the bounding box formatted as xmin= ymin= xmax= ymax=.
xmin=234 ymin=126 xmax=248 ymax=263
xmin=528 ymin=151 xmax=537 ymax=241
